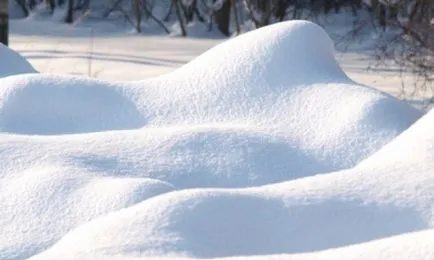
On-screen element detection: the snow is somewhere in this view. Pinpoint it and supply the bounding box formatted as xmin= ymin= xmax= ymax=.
xmin=28 ymin=110 xmax=434 ymax=259
xmin=0 ymin=44 xmax=37 ymax=77
xmin=0 ymin=75 xmax=146 ymax=135
xmin=0 ymin=19 xmax=432 ymax=259
xmin=226 ymin=230 xmax=434 ymax=260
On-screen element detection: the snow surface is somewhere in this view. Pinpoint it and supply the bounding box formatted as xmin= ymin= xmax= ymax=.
xmin=0 ymin=44 xmax=37 ymax=77
xmin=0 ymin=20 xmax=431 ymax=259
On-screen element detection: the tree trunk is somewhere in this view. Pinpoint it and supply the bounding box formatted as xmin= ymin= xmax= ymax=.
xmin=351 ymin=0 xmax=361 ymax=16
xmin=65 ymin=0 xmax=74 ymax=23
xmin=28 ymin=0 xmax=36 ymax=10
xmin=174 ymin=0 xmax=187 ymax=36
xmin=260 ymin=0 xmax=271 ymax=26
xmin=15 ymin=0 xmax=29 ymax=17
xmin=164 ymin=0 xmax=174 ymax=21
xmin=214 ymin=0 xmax=231 ymax=36
xmin=46 ymin=0 xmax=56 ymax=13
xmin=324 ymin=0 xmax=333 ymax=14
xmin=142 ymin=0 xmax=171 ymax=34
xmin=275 ymin=0 xmax=289 ymax=22
xmin=232 ymin=0 xmax=240 ymax=35
xmin=334 ymin=0 xmax=340 ymax=13
xmin=181 ymin=0 xmax=195 ymax=23
xmin=133 ymin=0 xmax=142 ymax=32
xmin=0 ymin=0 xmax=8 ymax=46
xmin=379 ymin=3 xmax=386 ymax=30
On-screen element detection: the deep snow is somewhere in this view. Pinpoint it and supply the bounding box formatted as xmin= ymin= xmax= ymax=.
xmin=28 ymin=109 xmax=434 ymax=259
xmin=0 ymin=20 xmax=431 ymax=259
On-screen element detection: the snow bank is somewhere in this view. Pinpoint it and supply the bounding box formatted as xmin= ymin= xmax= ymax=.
xmin=30 ymin=110 xmax=434 ymax=259
xmin=0 ymin=20 xmax=429 ymax=259
xmin=0 ymin=44 xmax=37 ymax=77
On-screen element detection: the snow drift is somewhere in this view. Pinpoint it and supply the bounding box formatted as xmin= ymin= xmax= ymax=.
xmin=0 ymin=43 xmax=37 ymax=77
xmin=0 ymin=20 xmax=430 ymax=259
xmin=30 ymin=109 xmax=434 ymax=260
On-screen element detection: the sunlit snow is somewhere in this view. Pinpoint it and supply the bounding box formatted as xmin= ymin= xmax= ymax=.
xmin=0 ymin=20 xmax=432 ymax=260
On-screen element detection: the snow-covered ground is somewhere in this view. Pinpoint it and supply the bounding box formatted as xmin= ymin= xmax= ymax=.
xmin=9 ymin=18 xmax=419 ymax=100
xmin=1 ymin=19 xmax=433 ymax=259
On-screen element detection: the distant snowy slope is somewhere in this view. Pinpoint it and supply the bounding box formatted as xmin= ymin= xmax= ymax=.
xmin=0 ymin=20 xmax=428 ymax=259
xmin=0 ymin=44 xmax=37 ymax=77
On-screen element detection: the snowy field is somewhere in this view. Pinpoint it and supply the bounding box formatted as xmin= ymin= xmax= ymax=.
xmin=1 ymin=19 xmax=433 ymax=259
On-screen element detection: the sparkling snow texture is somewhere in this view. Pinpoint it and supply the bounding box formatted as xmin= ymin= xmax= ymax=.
xmin=0 ymin=20 xmax=431 ymax=259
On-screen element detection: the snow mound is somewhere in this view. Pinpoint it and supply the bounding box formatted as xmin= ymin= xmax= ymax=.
xmin=172 ymin=19 xmax=346 ymax=85
xmin=0 ymin=44 xmax=37 ymax=77
xmin=0 ymin=164 xmax=174 ymax=259
xmin=0 ymin=74 xmax=146 ymax=135
xmin=32 ymin=110 xmax=434 ymax=259
xmin=136 ymin=20 xmax=421 ymax=170
xmin=0 ymin=20 xmax=429 ymax=259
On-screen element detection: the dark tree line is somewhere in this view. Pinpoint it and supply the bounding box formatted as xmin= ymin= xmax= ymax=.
xmin=14 ymin=0 xmax=429 ymax=34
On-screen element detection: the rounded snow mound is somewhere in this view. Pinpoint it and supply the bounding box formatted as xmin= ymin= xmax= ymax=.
xmin=173 ymin=20 xmax=347 ymax=86
xmin=0 ymin=164 xmax=174 ymax=259
xmin=0 ymin=44 xmax=37 ymax=77
xmin=137 ymin=20 xmax=422 ymax=169
xmin=32 ymin=171 xmax=431 ymax=259
xmin=0 ymin=74 xmax=146 ymax=135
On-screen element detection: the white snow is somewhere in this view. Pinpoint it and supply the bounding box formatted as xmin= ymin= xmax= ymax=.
xmin=225 ymin=230 xmax=434 ymax=260
xmin=0 ymin=20 xmax=432 ymax=259
xmin=28 ymin=109 xmax=434 ymax=259
xmin=0 ymin=43 xmax=37 ymax=77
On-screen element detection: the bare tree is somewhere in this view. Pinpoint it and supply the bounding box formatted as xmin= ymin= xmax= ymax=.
xmin=368 ymin=0 xmax=434 ymax=108
xmin=213 ymin=0 xmax=231 ymax=35
xmin=14 ymin=0 xmax=29 ymax=16
xmin=46 ymin=0 xmax=56 ymax=13
xmin=232 ymin=0 xmax=241 ymax=34
xmin=65 ymin=0 xmax=74 ymax=23
xmin=174 ymin=0 xmax=187 ymax=36
xmin=132 ymin=0 xmax=142 ymax=32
